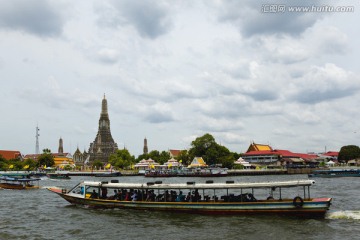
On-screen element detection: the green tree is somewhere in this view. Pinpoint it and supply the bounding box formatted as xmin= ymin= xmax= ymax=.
xmin=92 ymin=160 xmax=104 ymax=170
xmin=37 ymin=148 xmax=55 ymax=167
xmin=338 ymin=145 xmax=360 ymax=162
xmin=218 ymin=154 xmax=235 ymax=169
xmin=8 ymin=159 xmax=23 ymax=170
xmin=188 ymin=133 xmax=232 ymax=166
xmin=188 ymin=133 xmax=216 ymax=160
xmin=158 ymin=151 xmax=170 ymax=165
xmin=109 ymin=149 xmax=136 ymax=169
xmin=0 ymin=154 xmax=9 ymax=170
xmin=148 ymin=150 xmax=160 ymax=161
xmin=176 ymin=150 xmax=190 ymax=166
xmin=23 ymin=158 xmax=37 ymax=171
xmin=136 ymin=153 xmax=149 ymax=162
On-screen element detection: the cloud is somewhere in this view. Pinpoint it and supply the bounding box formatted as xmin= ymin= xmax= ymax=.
xmin=18 ymin=76 xmax=100 ymax=111
xmin=0 ymin=0 xmax=64 ymax=37
xmin=289 ymin=63 xmax=360 ymax=104
xmin=96 ymin=48 xmax=119 ymax=64
xmin=216 ymin=0 xmax=324 ymax=37
xmin=142 ymin=103 xmax=175 ymax=123
xmin=99 ymin=0 xmax=173 ymax=39
xmin=198 ymin=117 xmax=244 ymax=133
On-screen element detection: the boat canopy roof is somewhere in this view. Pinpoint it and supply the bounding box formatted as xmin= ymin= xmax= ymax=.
xmin=0 ymin=176 xmax=41 ymax=181
xmin=81 ymin=180 xmax=315 ymax=190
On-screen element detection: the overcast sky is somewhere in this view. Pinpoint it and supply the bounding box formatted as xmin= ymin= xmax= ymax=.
xmin=1 ymin=0 xmax=359 ymax=157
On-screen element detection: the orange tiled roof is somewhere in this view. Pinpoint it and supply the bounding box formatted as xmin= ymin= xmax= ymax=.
xmin=0 ymin=150 xmax=22 ymax=160
xmin=169 ymin=149 xmax=182 ymax=157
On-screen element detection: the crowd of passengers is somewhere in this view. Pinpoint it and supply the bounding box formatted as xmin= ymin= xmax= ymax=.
xmin=88 ymin=188 xmax=257 ymax=202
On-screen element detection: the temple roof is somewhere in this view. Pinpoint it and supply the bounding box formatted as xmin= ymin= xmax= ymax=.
xmin=0 ymin=150 xmax=22 ymax=160
xmin=246 ymin=142 xmax=273 ymax=152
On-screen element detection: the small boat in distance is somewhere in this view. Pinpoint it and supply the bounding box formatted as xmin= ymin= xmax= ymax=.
xmin=48 ymin=179 xmax=332 ymax=218
xmin=47 ymin=173 xmax=71 ymax=180
xmin=309 ymin=169 xmax=360 ymax=178
xmin=0 ymin=175 xmax=41 ymax=190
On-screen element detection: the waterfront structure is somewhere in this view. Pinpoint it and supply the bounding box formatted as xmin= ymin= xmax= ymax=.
xmin=53 ymin=137 xmax=74 ymax=167
xmin=188 ymin=157 xmax=207 ymax=168
xmin=0 ymin=150 xmax=23 ymax=160
xmin=88 ymin=95 xmax=118 ymax=164
xmin=134 ymin=158 xmax=160 ymax=173
xmin=246 ymin=142 xmax=273 ymax=152
xmin=234 ymin=157 xmax=252 ymax=169
xmin=169 ymin=149 xmax=183 ymax=158
xmin=143 ymin=138 xmax=148 ymax=155
xmin=73 ymin=147 xmax=89 ymax=167
xmin=242 ymin=142 xmax=318 ymax=166
xmin=163 ymin=158 xmax=182 ymax=168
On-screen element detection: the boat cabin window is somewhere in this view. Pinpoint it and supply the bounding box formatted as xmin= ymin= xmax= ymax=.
xmin=84 ymin=182 xmax=312 ymax=202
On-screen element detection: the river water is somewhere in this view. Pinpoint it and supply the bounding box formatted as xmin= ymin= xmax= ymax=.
xmin=1 ymin=174 xmax=359 ymax=240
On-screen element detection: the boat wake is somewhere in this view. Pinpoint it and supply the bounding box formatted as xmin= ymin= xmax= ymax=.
xmin=326 ymin=210 xmax=360 ymax=220
xmin=41 ymin=186 xmax=59 ymax=189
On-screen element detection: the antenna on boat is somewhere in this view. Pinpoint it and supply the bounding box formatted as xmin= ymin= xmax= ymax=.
xmin=35 ymin=124 xmax=40 ymax=155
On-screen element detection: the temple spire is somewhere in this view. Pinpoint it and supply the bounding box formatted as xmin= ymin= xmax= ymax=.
xmin=88 ymin=94 xmax=118 ymax=164
xmin=143 ymin=137 xmax=148 ymax=155
xmin=101 ymin=94 xmax=108 ymax=115
xmin=58 ymin=137 xmax=63 ymax=154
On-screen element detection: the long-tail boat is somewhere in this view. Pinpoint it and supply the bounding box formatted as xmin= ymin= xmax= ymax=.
xmin=0 ymin=175 xmax=41 ymax=190
xmin=48 ymin=179 xmax=332 ymax=218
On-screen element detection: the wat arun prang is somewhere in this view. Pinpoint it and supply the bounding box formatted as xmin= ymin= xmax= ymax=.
xmin=88 ymin=94 xmax=118 ymax=164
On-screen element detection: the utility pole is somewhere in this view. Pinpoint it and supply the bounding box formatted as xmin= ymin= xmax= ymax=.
xmin=35 ymin=124 xmax=40 ymax=154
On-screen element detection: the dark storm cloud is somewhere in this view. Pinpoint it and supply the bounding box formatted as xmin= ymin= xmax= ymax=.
xmin=217 ymin=0 xmax=324 ymax=37
xmin=0 ymin=0 xmax=64 ymax=37
xmin=107 ymin=0 xmax=172 ymax=39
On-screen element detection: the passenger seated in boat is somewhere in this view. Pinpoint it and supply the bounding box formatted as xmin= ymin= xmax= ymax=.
xmin=163 ymin=190 xmax=169 ymax=202
xmin=90 ymin=190 xmax=98 ymax=199
xmin=101 ymin=187 xmax=108 ymax=199
xmin=156 ymin=194 xmax=163 ymax=202
xmin=239 ymin=193 xmax=256 ymax=202
xmin=108 ymin=190 xmax=118 ymax=200
xmin=150 ymin=190 xmax=156 ymax=201
xmin=185 ymin=192 xmax=192 ymax=202
xmin=193 ymin=190 xmax=201 ymax=202
xmin=176 ymin=191 xmax=185 ymax=202
xmin=131 ymin=190 xmax=138 ymax=202
xmin=124 ymin=190 xmax=130 ymax=201
xmin=146 ymin=190 xmax=151 ymax=201
xmin=170 ymin=190 xmax=177 ymax=202
xmin=121 ymin=189 xmax=127 ymax=200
